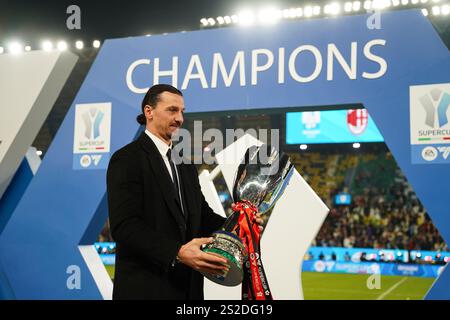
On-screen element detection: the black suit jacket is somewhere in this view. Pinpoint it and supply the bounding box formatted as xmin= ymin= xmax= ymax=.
xmin=106 ymin=132 xmax=225 ymax=300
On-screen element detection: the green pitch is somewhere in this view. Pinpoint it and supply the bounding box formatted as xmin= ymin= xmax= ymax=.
xmin=103 ymin=266 xmax=435 ymax=300
xmin=301 ymin=272 xmax=435 ymax=300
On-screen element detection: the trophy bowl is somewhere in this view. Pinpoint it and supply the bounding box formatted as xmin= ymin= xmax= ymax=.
xmin=202 ymin=230 xmax=247 ymax=286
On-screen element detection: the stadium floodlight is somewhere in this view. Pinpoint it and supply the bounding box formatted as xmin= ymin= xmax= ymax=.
xmin=392 ymin=0 xmax=401 ymax=6
xmin=41 ymin=40 xmax=53 ymax=51
xmin=353 ymin=1 xmax=362 ymax=11
xmin=36 ymin=150 xmax=43 ymax=156
xmin=238 ymin=10 xmax=255 ymax=26
xmin=231 ymin=14 xmax=239 ymax=23
xmin=282 ymin=8 xmax=291 ymax=18
xmin=401 ymin=0 xmax=409 ymax=5
xmin=328 ymin=2 xmax=341 ymax=14
xmin=93 ymin=40 xmax=101 ymax=48
xmin=8 ymin=42 xmax=23 ymax=54
xmin=75 ymin=40 xmax=84 ymax=49
xmin=288 ymin=8 xmax=297 ymax=18
xmin=224 ymin=15 xmax=232 ymax=24
xmin=207 ymin=18 xmax=216 ymax=26
xmin=364 ymin=0 xmax=372 ymax=9
xmin=24 ymin=45 xmax=31 ymax=52
xmin=422 ymin=8 xmax=429 ymax=15
xmin=442 ymin=4 xmax=450 ymax=15
xmin=57 ymin=41 xmax=68 ymax=51
xmin=0 ymin=46 xmax=4 ymax=54
xmin=353 ymin=143 xmax=361 ymax=148
xmin=296 ymin=7 xmax=304 ymax=17
xmin=217 ymin=16 xmax=225 ymax=25
xmin=372 ymin=0 xmax=390 ymax=8
xmin=420 ymin=0 xmax=428 ymax=3
xmin=411 ymin=0 xmax=419 ymax=4
xmin=258 ymin=7 xmax=281 ymax=24
xmin=432 ymin=5 xmax=441 ymax=14
xmin=344 ymin=2 xmax=353 ymax=12
xmin=432 ymin=0 xmax=441 ymax=3
xmin=300 ymin=144 xmax=308 ymax=150
xmin=200 ymin=18 xmax=208 ymax=26
xmin=313 ymin=5 xmax=321 ymax=15
xmin=304 ymin=6 xmax=314 ymax=17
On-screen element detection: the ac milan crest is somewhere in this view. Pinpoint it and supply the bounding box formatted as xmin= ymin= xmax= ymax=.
xmin=347 ymin=109 xmax=368 ymax=135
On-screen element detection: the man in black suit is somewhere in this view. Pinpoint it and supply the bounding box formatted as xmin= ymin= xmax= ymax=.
xmin=106 ymin=84 xmax=233 ymax=300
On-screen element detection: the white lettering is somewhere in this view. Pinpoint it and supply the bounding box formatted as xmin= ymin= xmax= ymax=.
xmin=362 ymin=39 xmax=387 ymax=79
xmin=211 ymin=51 xmax=246 ymax=88
xmin=126 ymin=59 xmax=150 ymax=94
xmin=327 ymin=42 xmax=357 ymax=80
xmin=278 ymin=47 xmax=285 ymax=84
xmin=288 ymin=45 xmax=323 ymax=83
xmin=181 ymin=54 xmax=208 ymax=90
xmin=153 ymin=56 xmax=179 ymax=87
xmin=251 ymin=49 xmax=274 ymax=85
xmin=126 ymin=39 xmax=388 ymax=91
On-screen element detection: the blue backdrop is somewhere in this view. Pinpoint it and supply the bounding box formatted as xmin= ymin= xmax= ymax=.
xmin=0 ymin=9 xmax=449 ymax=299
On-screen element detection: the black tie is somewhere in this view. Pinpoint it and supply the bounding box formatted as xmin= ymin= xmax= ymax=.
xmin=166 ymin=149 xmax=185 ymax=217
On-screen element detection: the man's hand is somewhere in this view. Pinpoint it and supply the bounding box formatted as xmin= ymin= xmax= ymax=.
xmin=255 ymin=213 xmax=264 ymax=232
xmin=177 ymin=237 xmax=230 ymax=276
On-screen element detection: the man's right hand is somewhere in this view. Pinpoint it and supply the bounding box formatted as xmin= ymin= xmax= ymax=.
xmin=177 ymin=237 xmax=230 ymax=276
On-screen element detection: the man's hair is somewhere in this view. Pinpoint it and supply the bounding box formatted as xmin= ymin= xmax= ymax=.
xmin=136 ymin=84 xmax=183 ymax=125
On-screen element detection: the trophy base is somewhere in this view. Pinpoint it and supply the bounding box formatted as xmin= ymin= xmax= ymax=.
xmin=202 ymin=248 xmax=243 ymax=287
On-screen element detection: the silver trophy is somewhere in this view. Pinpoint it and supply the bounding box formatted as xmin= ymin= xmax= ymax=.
xmin=202 ymin=145 xmax=294 ymax=288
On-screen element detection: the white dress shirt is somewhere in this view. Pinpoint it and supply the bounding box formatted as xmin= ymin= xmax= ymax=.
xmin=145 ymin=129 xmax=175 ymax=180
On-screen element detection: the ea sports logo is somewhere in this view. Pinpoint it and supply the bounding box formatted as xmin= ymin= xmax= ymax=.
xmin=347 ymin=109 xmax=368 ymax=135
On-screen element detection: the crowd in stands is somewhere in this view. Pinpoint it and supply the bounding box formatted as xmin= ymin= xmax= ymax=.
xmin=309 ymin=152 xmax=448 ymax=253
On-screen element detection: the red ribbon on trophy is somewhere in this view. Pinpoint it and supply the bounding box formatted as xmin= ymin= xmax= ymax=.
xmin=231 ymin=200 xmax=273 ymax=300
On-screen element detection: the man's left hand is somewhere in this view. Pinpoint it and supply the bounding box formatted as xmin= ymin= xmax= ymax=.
xmin=255 ymin=213 xmax=264 ymax=233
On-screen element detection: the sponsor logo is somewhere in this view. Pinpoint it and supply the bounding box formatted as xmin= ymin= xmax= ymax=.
xmin=73 ymin=103 xmax=111 ymax=170
xmin=79 ymin=154 xmax=103 ymax=168
xmin=314 ymin=260 xmax=325 ymax=272
xmin=410 ymin=84 xmax=450 ymax=164
xmin=421 ymin=146 xmax=438 ymax=161
xmin=410 ymin=83 xmax=450 ymax=145
xmin=73 ymin=103 xmax=111 ymax=154
xmin=437 ymin=146 xmax=450 ymax=160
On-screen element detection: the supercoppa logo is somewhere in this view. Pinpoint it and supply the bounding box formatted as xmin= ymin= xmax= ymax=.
xmin=409 ymin=84 xmax=450 ymax=164
xmin=73 ymin=103 xmax=111 ymax=170
xmin=302 ymin=111 xmax=320 ymax=130
xmin=420 ymin=88 xmax=450 ymax=128
xmin=82 ymin=108 xmax=104 ymax=140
